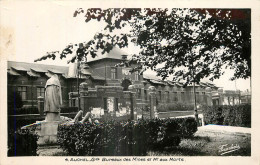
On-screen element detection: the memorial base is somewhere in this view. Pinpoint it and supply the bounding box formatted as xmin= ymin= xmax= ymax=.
xmin=38 ymin=121 xmax=60 ymax=145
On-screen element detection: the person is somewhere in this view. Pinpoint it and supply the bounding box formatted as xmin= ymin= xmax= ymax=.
xmin=44 ymin=74 xmax=62 ymax=121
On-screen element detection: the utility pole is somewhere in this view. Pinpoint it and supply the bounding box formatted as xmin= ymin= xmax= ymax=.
xmin=105 ymin=63 xmax=107 ymax=86
xmin=77 ymin=59 xmax=80 ymax=112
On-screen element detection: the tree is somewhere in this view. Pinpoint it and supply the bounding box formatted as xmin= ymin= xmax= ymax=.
xmin=35 ymin=8 xmax=250 ymax=84
xmin=34 ymin=8 xmax=251 ymax=122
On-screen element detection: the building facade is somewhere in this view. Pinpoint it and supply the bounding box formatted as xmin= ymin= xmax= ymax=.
xmin=7 ymin=47 xmax=250 ymax=112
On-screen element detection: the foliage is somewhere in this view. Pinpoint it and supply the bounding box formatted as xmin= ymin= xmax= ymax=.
xmin=202 ymin=104 xmax=251 ymax=127
xmin=8 ymin=128 xmax=39 ymax=156
xmin=60 ymin=107 xmax=79 ymax=113
xmin=35 ymin=8 xmax=250 ymax=86
xmin=157 ymin=103 xmax=194 ymax=112
xmin=8 ymin=91 xmax=23 ymax=110
xmin=57 ymin=117 xmax=197 ymax=156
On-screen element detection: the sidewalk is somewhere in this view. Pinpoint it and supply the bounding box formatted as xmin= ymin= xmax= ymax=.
xmin=198 ymin=125 xmax=251 ymax=134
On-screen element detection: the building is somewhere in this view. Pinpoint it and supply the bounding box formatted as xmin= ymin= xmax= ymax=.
xmin=7 ymin=47 xmax=250 ymax=112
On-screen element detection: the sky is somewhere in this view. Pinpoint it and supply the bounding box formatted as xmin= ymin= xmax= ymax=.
xmin=1 ymin=1 xmax=251 ymax=91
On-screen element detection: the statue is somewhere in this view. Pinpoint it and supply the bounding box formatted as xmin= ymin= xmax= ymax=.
xmin=44 ymin=74 xmax=62 ymax=121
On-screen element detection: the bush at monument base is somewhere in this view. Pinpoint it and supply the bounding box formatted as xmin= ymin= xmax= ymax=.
xmin=57 ymin=117 xmax=197 ymax=156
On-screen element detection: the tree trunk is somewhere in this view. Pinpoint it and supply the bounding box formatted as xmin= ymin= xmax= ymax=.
xmin=191 ymin=64 xmax=199 ymax=126
xmin=193 ymin=81 xmax=199 ymax=126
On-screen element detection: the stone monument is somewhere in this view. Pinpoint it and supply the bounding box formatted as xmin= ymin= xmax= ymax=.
xmin=38 ymin=74 xmax=63 ymax=145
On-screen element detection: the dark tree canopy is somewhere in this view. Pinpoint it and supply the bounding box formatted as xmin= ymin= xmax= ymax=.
xmin=35 ymin=8 xmax=251 ymax=86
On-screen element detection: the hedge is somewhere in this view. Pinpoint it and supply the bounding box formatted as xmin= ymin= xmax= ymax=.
xmin=60 ymin=107 xmax=78 ymax=113
xmin=8 ymin=106 xmax=78 ymax=115
xmin=202 ymin=104 xmax=251 ymax=127
xmin=8 ymin=107 xmax=39 ymax=115
xmin=57 ymin=117 xmax=197 ymax=156
xmin=8 ymin=128 xmax=39 ymax=156
xmin=157 ymin=103 xmax=194 ymax=112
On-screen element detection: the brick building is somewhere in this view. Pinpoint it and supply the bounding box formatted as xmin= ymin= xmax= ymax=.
xmin=8 ymin=47 xmax=247 ymax=112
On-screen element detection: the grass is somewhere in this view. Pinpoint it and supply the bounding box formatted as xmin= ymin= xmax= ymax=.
xmin=148 ymin=130 xmax=251 ymax=156
xmin=147 ymin=136 xmax=211 ymax=156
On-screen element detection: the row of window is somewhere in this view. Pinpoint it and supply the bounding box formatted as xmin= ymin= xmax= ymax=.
xmin=16 ymin=86 xmax=207 ymax=102
xmin=141 ymin=90 xmax=206 ymax=102
xmin=17 ymin=86 xmax=45 ymax=100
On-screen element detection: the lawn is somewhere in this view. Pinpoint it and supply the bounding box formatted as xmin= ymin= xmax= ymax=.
xmin=148 ymin=129 xmax=251 ymax=156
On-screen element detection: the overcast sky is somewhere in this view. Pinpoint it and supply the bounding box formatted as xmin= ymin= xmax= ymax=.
xmin=1 ymin=1 xmax=251 ymax=91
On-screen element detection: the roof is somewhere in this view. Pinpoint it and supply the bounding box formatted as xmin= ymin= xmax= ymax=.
xmin=48 ymin=69 xmax=64 ymax=74
xmin=27 ymin=70 xmax=40 ymax=77
xmin=31 ymin=67 xmax=46 ymax=73
xmin=143 ymin=73 xmax=218 ymax=88
xmin=8 ymin=61 xmax=218 ymax=88
xmin=149 ymin=79 xmax=166 ymax=85
xmin=87 ymin=47 xmax=128 ymax=63
xmin=11 ymin=66 xmax=28 ymax=72
xmin=8 ymin=69 xmax=20 ymax=76
xmin=143 ymin=74 xmax=162 ymax=81
xmin=200 ymin=82 xmax=218 ymax=88
xmin=65 ymin=62 xmax=105 ymax=80
xmin=8 ymin=61 xmax=68 ymax=75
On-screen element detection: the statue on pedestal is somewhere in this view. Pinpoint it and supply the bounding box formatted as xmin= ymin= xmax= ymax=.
xmin=44 ymin=74 xmax=62 ymax=121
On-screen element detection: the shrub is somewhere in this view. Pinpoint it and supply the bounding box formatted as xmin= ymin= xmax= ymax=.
xmin=60 ymin=107 xmax=78 ymax=113
xmin=176 ymin=117 xmax=198 ymax=138
xmin=57 ymin=117 xmax=198 ymax=156
xmin=202 ymin=104 xmax=251 ymax=127
xmin=8 ymin=128 xmax=39 ymax=156
xmin=157 ymin=103 xmax=194 ymax=112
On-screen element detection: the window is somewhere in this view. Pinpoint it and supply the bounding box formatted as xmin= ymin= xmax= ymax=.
xmin=181 ymin=92 xmax=185 ymax=101
xmin=165 ymin=91 xmax=170 ymax=102
xmin=71 ymin=99 xmax=76 ymax=107
xmin=135 ymin=71 xmax=139 ymax=81
xmin=111 ymin=68 xmax=117 ymax=79
xmin=158 ymin=91 xmax=162 ymax=100
xmin=173 ymin=92 xmax=178 ymax=101
xmin=17 ymin=86 xmax=27 ymax=100
xmin=37 ymin=87 xmax=45 ymax=97
xmin=136 ymin=88 xmax=142 ymax=99
xmin=144 ymin=89 xmax=148 ymax=100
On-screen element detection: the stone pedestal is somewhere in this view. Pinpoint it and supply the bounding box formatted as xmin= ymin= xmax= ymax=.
xmin=45 ymin=112 xmax=61 ymax=122
xmin=38 ymin=112 xmax=61 ymax=145
xmin=149 ymin=86 xmax=156 ymax=119
xmin=38 ymin=121 xmax=60 ymax=145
